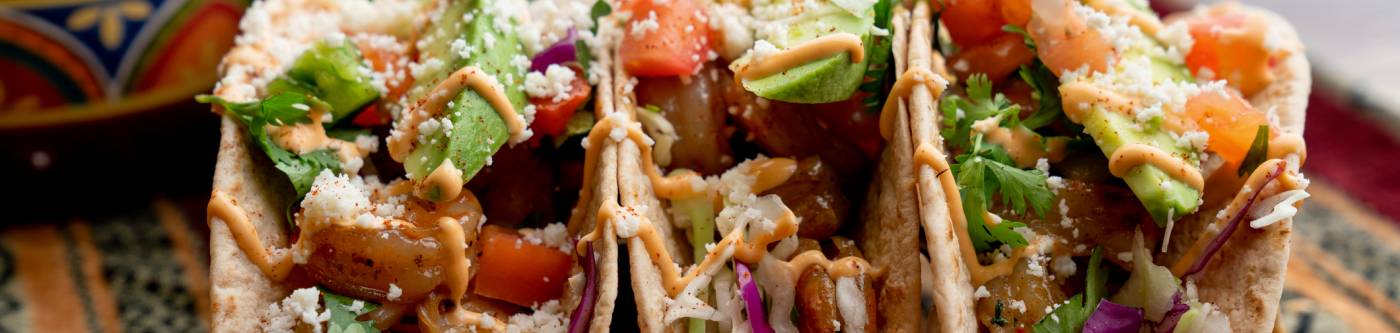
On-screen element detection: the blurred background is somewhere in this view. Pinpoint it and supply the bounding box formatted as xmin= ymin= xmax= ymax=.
xmin=0 ymin=0 xmax=1396 ymax=332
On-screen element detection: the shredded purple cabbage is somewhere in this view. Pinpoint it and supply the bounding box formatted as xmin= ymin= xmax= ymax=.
xmin=1184 ymin=162 xmax=1285 ymax=277
xmin=530 ymin=28 xmax=578 ymax=73
xmin=736 ymin=262 xmax=773 ymax=333
xmin=1084 ymin=299 xmax=1145 ymax=333
xmin=566 ymin=241 xmax=597 ymax=333
xmin=1154 ymin=293 xmax=1191 ymax=333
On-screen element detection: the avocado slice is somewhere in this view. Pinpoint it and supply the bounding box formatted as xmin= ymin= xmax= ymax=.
xmin=269 ymin=40 xmax=380 ymax=124
xmin=1081 ymin=107 xmax=1200 ymax=226
xmin=403 ymin=0 xmax=529 ymax=183
xmin=741 ymin=5 xmax=875 ymax=103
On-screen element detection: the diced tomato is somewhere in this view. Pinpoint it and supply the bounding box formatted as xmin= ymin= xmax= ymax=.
xmin=999 ymin=0 xmax=1032 ymax=27
xmin=529 ymin=65 xmax=593 ymax=137
xmin=473 ymin=225 xmax=574 ymax=307
xmin=1182 ymin=90 xmax=1270 ymax=167
xmin=947 ymin=34 xmax=1035 ymax=82
xmin=355 ymin=37 xmax=413 ymax=102
xmin=1183 ymin=9 xmax=1275 ymax=97
xmin=941 ymin=0 xmax=1007 ymax=47
xmin=619 ymin=0 xmax=711 ymax=77
xmin=352 ymin=104 xmax=392 ymax=127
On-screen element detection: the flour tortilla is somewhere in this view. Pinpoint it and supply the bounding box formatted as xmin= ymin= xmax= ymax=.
xmin=911 ymin=3 xmax=1311 ymax=333
xmin=614 ymin=3 xmax=927 ymax=332
xmin=206 ymin=0 xmax=621 ymax=331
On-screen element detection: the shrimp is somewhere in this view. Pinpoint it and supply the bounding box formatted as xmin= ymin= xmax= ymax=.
xmin=301 ymin=180 xmax=486 ymax=304
xmin=1027 ymin=0 xmax=1114 ymax=76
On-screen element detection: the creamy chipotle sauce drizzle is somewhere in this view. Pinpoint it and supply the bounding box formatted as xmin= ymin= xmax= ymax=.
xmin=736 ymin=33 xmax=866 ymax=82
xmin=420 ymin=158 xmax=465 ymax=202
xmin=972 ymin=116 xmax=1069 ymax=168
xmin=1109 ymin=143 xmax=1206 ymax=191
xmin=879 ymin=68 xmax=947 ymax=140
xmin=388 ymin=66 xmax=527 ymax=162
xmin=575 ymin=112 xmax=876 ymax=299
xmin=269 ymin=107 xmax=366 ymax=164
xmin=208 ymin=191 xmax=295 ymax=281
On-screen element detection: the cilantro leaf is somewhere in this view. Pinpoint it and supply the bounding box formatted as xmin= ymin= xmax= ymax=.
xmin=940 ymin=74 xmax=1021 ymax=151
xmin=954 ymin=137 xmax=1050 ymax=251
xmin=1033 ymin=246 xmax=1106 ymax=333
xmin=321 ymin=289 xmax=381 ymax=333
xmin=576 ymin=0 xmax=611 ymax=74
xmin=589 ymin=0 xmax=611 ymax=32
xmin=1238 ymin=125 xmax=1270 ymax=177
xmin=1001 ymin=24 xmax=1036 ymax=50
xmin=860 ymin=0 xmax=898 ymax=113
xmin=1017 ymin=60 xmax=1063 ymax=130
xmin=198 ymin=93 xmax=342 ymax=197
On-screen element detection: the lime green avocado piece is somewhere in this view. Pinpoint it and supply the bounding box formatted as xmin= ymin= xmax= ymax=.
xmin=268 ymin=40 xmax=380 ymax=124
xmin=1069 ymin=41 xmax=1203 ymax=226
xmin=742 ymin=6 xmax=874 ymax=103
xmin=403 ymin=0 xmax=528 ymax=183
xmin=1081 ymin=108 xmax=1200 ymax=226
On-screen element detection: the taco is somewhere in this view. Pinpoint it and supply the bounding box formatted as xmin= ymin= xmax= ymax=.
xmin=915 ymin=0 xmax=1310 ymax=332
xmin=202 ymin=0 xmax=627 ymax=331
xmin=573 ymin=0 xmax=949 ymax=331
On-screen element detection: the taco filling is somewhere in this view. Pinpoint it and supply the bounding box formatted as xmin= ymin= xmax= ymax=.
xmin=567 ymin=0 xmax=940 ymax=331
xmin=930 ymin=0 xmax=1308 ymax=331
xmin=201 ymin=0 xmax=616 ymax=331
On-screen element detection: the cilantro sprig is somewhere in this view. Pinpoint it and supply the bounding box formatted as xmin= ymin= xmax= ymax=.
xmin=940 ymin=74 xmax=1022 ymax=151
xmin=575 ymin=0 xmax=612 ymax=74
xmin=321 ymin=289 xmax=381 ymax=333
xmin=941 ymin=74 xmax=1055 ymax=252
xmin=199 ymin=93 xmax=342 ymax=197
xmin=1032 ymin=246 xmax=1107 ymax=333
xmin=1239 ymin=125 xmax=1270 ymax=177
xmin=954 ymin=135 xmax=1054 ymax=251
xmin=860 ymin=0 xmax=898 ymax=113
xmin=1017 ymin=60 xmax=1063 ymax=130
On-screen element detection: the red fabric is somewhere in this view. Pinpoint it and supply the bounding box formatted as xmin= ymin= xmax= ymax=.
xmin=1302 ymin=87 xmax=1400 ymax=222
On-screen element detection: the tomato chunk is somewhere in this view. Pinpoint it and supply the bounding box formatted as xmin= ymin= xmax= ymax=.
xmin=473 ymin=225 xmax=573 ymax=307
xmin=948 ymin=34 xmax=1034 ymax=82
xmin=619 ymin=0 xmax=711 ymax=77
xmin=352 ymin=104 xmax=391 ymax=127
xmin=1183 ymin=6 xmax=1276 ymax=97
xmin=942 ymin=0 xmax=1007 ymax=47
xmin=529 ymin=65 xmax=593 ymax=137
xmin=1182 ymin=90 xmax=1270 ymax=167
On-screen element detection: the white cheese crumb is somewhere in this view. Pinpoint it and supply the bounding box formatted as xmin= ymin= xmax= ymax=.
xmin=387 ymin=283 xmax=402 ymax=301
xmin=630 ymin=11 xmax=660 ymax=38
xmin=523 ymin=64 xmax=577 ymax=102
xmin=1007 ymin=299 xmax=1027 ymax=313
xmin=974 ymin=286 xmax=991 ymax=299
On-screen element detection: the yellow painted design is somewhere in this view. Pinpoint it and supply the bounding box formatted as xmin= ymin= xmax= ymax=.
xmin=65 ymin=0 xmax=151 ymax=49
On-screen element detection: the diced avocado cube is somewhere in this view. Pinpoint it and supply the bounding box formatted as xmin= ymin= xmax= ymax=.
xmin=742 ymin=6 xmax=874 ymax=103
xmin=403 ymin=0 xmax=528 ymax=182
xmin=1081 ymin=108 xmax=1200 ymax=226
xmin=273 ymin=40 xmax=380 ymax=123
